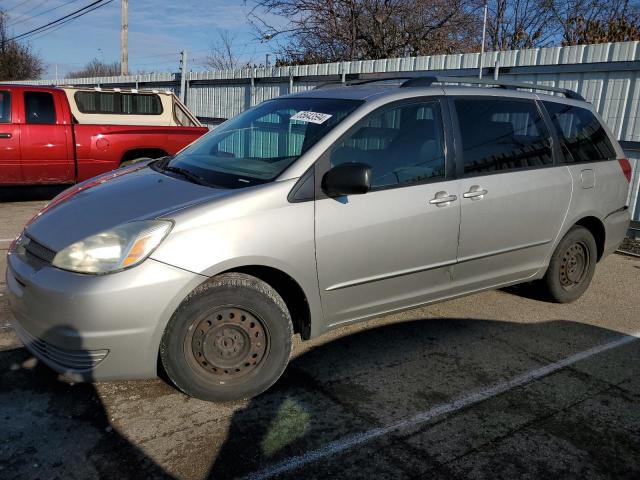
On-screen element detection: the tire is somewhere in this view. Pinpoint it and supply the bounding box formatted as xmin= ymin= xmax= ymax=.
xmin=160 ymin=273 xmax=293 ymax=402
xmin=120 ymin=157 xmax=152 ymax=168
xmin=539 ymin=226 xmax=597 ymax=303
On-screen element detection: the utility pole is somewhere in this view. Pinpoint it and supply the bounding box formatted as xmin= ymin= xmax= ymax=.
xmin=179 ymin=50 xmax=188 ymax=103
xmin=120 ymin=0 xmax=128 ymax=75
xmin=479 ymin=1 xmax=488 ymax=79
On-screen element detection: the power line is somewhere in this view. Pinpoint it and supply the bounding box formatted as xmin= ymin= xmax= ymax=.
xmin=8 ymin=0 xmax=110 ymax=42
xmin=12 ymin=0 xmax=48 ymax=19
xmin=8 ymin=0 xmax=84 ymax=28
xmin=22 ymin=1 xmax=115 ymax=43
xmin=4 ymin=0 xmax=33 ymax=14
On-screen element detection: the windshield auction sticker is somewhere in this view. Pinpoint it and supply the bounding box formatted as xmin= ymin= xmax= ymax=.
xmin=291 ymin=111 xmax=333 ymax=124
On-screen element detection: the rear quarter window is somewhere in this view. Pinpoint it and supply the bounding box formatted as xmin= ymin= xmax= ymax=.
xmin=24 ymin=91 xmax=56 ymax=124
xmin=543 ymin=102 xmax=616 ymax=163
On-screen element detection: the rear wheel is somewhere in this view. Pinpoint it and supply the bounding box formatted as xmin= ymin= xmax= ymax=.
xmin=160 ymin=273 xmax=293 ymax=402
xmin=120 ymin=157 xmax=152 ymax=168
xmin=539 ymin=226 xmax=597 ymax=303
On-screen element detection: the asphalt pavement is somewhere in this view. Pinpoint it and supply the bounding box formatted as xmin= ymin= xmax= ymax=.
xmin=1 ymin=199 xmax=639 ymax=480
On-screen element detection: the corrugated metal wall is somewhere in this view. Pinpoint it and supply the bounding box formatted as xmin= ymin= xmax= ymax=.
xmin=624 ymin=147 xmax=640 ymax=221
xmin=10 ymin=41 xmax=640 ymax=220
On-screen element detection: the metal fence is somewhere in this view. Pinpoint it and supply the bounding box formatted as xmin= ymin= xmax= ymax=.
xmin=11 ymin=41 xmax=640 ymax=220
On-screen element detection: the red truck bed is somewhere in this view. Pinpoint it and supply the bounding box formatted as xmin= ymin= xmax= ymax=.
xmin=0 ymin=85 xmax=208 ymax=185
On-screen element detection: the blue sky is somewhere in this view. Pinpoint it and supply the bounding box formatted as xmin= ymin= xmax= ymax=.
xmin=2 ymin=0 xmax=285 ymax=77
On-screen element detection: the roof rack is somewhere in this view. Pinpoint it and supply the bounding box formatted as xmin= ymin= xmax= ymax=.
xmin=399 ymin=76 xmax=585 ymax=101
xmin=314 ymin=74 xmax=584 ymax=101
xmin=314 ymin=76 xmax=413 ymax=89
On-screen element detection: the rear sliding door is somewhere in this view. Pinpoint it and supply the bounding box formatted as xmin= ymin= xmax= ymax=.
xmin=450 ymin=96 xmax=572 ymax=292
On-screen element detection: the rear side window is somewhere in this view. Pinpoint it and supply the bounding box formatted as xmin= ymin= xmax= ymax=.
xmin=454 ymin=98 xmax=552 ymax=175
xmin=543 ymin=102 xmax=616 ymax=163
xmin=74 ymin=91 xmax=163 ymax=115
xmin=24 ymin=92 xmax=56 ymax=124
xmin=0 ymin=91 xmax=10 ymax=123
xmin=330 ymin=101 xmax=446 ymax=188
xmin=174 ymin=103 xmax=197 ymax=127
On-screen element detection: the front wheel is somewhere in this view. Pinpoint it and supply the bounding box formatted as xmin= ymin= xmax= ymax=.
xmin=160 ymin=273 xmax=293 ymax=402
xmin=539 ymin=226 xmax=597 ymax=303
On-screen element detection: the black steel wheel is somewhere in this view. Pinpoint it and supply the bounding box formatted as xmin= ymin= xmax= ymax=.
xmin=539 ymin=225 xmax=597 ymax=303
xmin=558 ymin=241 xmax=590 ymax=290
xmin=161 ymin=273 xmax=293 ymax=402
xmin=186 ymin=307 xmax=268 ymax=384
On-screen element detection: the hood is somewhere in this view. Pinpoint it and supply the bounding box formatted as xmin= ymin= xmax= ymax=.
xmin=26 ymin=165 xmax=231 ymax=252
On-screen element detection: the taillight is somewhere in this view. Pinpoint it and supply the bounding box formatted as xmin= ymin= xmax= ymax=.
xmin=618 ymin=158 xmax=632 ymax=183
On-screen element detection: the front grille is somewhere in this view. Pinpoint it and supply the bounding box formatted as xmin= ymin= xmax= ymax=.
xmin=14 ymin=323 xmax=108 ymax=371
xmin=23 ymin=236 xmax=56 ymax=264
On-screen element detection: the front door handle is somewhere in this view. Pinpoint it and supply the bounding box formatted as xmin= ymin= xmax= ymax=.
xmin=0 ymin=133 xmax=11 ymax=139
xmin=463 ymin=186 xmax=488 ymax=199
xmin=429 ymin=191 xmax=457 ymax=206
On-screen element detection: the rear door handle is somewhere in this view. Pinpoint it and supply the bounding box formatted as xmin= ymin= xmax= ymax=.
xmin=429 ymin=191 xmax=457 ymax=206
xmin=463 ymin=186 xmax=488 ymax=199
xmin=0 ymin=133 xmax=11 ymax=139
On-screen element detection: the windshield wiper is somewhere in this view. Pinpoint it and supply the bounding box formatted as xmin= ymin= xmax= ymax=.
xmin=163 ymin=165 xmax=210 ymax=186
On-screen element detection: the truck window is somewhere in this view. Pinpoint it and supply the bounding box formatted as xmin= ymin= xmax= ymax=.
xmin=74 ymin=91 xmax=163 ymax=115
xmin=25 ymin=92 xmax=56 ymax=124
xmin=174 ymin=102 xmax=196 ymax=127
xmin=0 ymin=91 xmax=10 ymax=123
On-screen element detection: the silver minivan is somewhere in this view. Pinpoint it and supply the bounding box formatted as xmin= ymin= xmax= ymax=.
xmin=6 ymin=77 xmax=632 ymax=401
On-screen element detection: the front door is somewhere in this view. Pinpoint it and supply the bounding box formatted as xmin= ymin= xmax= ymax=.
xmin=450 ymin=96 xmax=571 ymax=292
xmin=315 ymin=99 xmax=461 ymax=326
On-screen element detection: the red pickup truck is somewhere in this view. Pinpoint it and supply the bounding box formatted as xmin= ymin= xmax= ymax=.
xmin=0 ymin=85 xmax=208 ymax=185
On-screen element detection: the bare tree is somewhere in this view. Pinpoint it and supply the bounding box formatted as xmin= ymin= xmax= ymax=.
xmin=546 ymin=0 xmax=640 ymax=45
xmin=250 ymin=0 xmax=481 ymax=63
xmin=67 ymin=58 xmax=121 ymax=78
xmin=206 ymin=31 xmax=253 ymax=70
xmin=484 ymin=0 xmax=558 ymax=51
xmin=0 ymin=11 xmax=44 ymax=81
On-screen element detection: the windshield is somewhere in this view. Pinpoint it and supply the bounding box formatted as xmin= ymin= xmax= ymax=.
xmin=161 ymin=97 xmax=363 ymax=188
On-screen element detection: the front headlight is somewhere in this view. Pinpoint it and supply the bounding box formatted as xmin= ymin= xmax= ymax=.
xmin=52 ymin=220 xmax=172 ymax=274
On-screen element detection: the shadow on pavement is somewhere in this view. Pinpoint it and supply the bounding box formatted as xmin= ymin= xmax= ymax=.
xmin=0 ymin=185 xmax=67 ymax=202
xmin=207 ymin=318 xmax=640 ymax=479
xmin=0 ymin=326 xmax=172 ymax=479
xmin=1 ymin=318 xmax=639 ymax=479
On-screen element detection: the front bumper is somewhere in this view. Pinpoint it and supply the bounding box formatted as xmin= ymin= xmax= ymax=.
xmin=6 ymin=251 xmax=206 ymax=381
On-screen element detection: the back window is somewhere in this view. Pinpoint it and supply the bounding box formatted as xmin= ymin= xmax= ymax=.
xmin=454 ymin=98 xmax=552 ymax=175
xmin=543 ymin=102 xmax=616 ymax=163
xmin=25 ymin=91 xmax=56 ymax=124
xmin=0 ymin=91 xmax=9 ymax=123
xmin=74 ymin=91 xmax=163 ymax=115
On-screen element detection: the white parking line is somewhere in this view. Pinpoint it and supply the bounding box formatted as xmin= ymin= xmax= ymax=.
xmin=246 ymin=331 xmax=640 ymax=480
xmin=0 ymin=238 xmax=16 ymax=243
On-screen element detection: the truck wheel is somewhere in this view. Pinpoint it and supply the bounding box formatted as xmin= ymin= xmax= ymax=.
xmin=120 ymin=157 xmax=151 ymax=168
xmin=539 ymin=226 xmax=597 ymax=303
xmin=160 ymin=273 xmax=293 ymax=402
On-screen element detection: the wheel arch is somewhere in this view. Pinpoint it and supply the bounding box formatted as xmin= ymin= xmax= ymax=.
xmin=220 ymin=265 xmax=312 ymax=340
xmin=574 ymin=216 xmax=606 ymax=261
xmin=121 ymin=147 xmax=168 ymax=165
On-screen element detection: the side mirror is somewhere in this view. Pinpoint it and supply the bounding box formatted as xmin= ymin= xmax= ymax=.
xmin=321 ymin=162 xmax=372 ymax=197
